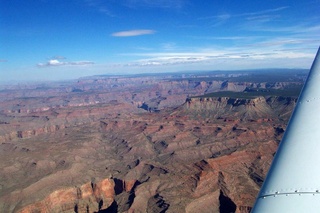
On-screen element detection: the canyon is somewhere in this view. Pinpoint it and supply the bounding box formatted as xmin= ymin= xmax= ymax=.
xmin=0 ymin=70 xmax=306 ymax=212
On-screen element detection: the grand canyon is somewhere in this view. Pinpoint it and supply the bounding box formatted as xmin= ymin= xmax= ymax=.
xmin=0 ymin=69 xmax=307 ymax=212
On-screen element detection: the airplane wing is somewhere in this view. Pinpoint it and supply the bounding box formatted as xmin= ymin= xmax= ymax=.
xmin=252 ymin=47 xmax=320 ymax=212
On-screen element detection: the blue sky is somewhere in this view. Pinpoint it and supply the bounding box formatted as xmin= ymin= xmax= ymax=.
xmin=1 ymin=0 xmax=319 ymax=82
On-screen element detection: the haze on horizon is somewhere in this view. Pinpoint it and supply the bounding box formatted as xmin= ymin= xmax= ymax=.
xmin=1 ymin=0 xmax=319 ymax=82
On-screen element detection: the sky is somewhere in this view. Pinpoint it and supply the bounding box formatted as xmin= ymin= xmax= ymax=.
xmin=0 ymin=0 xmax=320 ymax=82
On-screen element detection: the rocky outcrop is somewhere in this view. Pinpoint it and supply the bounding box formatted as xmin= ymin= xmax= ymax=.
xmin=0 ymin=102 xmax=139 ymax=143
xmin=183 ymin=96 xmax=296 ymax=120
xmin=18 ymin=178 xmax=125 ymax=213
xmin=190 ymin=140 xmax=277 ymax=213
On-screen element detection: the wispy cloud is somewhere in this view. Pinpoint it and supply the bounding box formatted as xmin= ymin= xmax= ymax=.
xmin=84 ymin=0 xmax=116 ymax=17
xmin=121 ymin=0 xmax=185 ymax=9
xmin=244 ymin=23 xmax=320 ymax=34
xmin=53 ymin=55 xmax=67 ymax=60
xmin=111 ymin=29 xmax=156 ymax=37
xmin=190 ymin=36 xmax=262 ymax=41
xmin=240 ymin=6 xmax=289 ymax=17
xmin=161 ymin=42 xmax=177 ymax=51
xmin=98 ymin=7 xmax=115 ymax=17
xmin=199 ymin=6 xmax=288 ymax=24
xmin=118 ymin=44 xmax=316 ymax=68
xmin=37 ymin=58 xmax=94 ymax=67
xmin=302 ymin=24 xmax=320 ymax=33
xmin=246 ymin=14 xmax=281 ymax=23
xmin=84 ymin=0 xmax=186 ymax=18
xmin=246 ymin=38 xmax=319 ymax=48
xmin=126 ymin=55 xmax=211 ymax=66
xmin=69 ymin=61 xmax=95 ymax=65
xmin=0 ymin=59 xmax=8 ymax=62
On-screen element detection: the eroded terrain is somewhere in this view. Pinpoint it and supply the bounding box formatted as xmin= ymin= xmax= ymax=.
xmin=0 ymin=70 xmax=306 ymax=212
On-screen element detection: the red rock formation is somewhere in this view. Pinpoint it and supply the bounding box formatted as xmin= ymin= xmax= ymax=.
xmin=18 ymin=178 xmax=116 ymax=213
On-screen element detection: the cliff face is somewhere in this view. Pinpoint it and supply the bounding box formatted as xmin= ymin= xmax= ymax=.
xmin=0 ymin=102 xmax=139 ymax=143
xmin=183 ymin=96 xmax=296 ymax=120
xmin=17 ymin=178 xmax=138 ymax=213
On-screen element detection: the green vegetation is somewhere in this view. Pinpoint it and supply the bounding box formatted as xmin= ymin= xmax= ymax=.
xmin=194 ymin=86 xmax=303 ymax=99
xmin=175 ymin=69 xmax=308 ymax=83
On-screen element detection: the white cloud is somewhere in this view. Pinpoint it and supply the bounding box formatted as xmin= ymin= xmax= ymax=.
xmin=111 ymin=29 xmax=156 ymax=37
xmin=38 ymin=59 xmax=94 ymax=67
xmin=119 ymin=47 xmax=315 ymax=68
xmin=49 ymin=59 xmax=64 ymax=66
